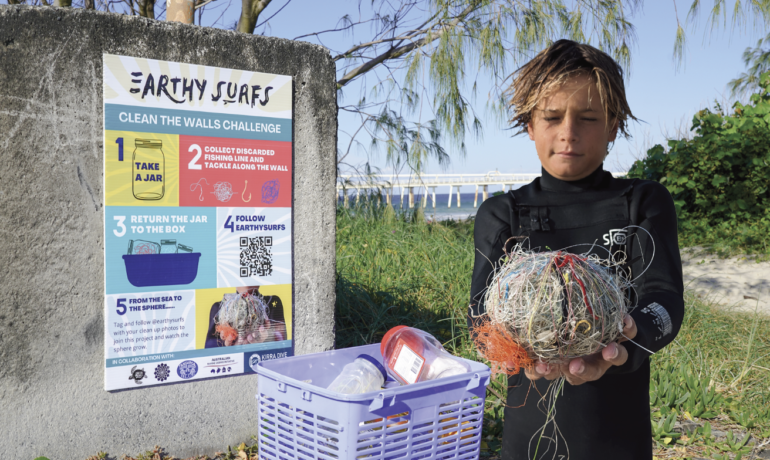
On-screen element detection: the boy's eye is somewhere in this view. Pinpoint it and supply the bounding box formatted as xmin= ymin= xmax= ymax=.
xmin=581 ymin=117 xmax=598 ymax=121
xmin=543 ymin=116 xmax=559 ymax=121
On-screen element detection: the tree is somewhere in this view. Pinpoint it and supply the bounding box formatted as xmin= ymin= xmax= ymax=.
xmin=237 ymin=0 xmax=272 ymax=34
xmin=629 ymin=73 xmax=770 ymax=223
xmin=729 ymin=33 xmax=770 ymax=98
xmin=317 ymin=0 xmax=641 ymax=173
xmin=6 ymin=0 xmax=770 ymax=173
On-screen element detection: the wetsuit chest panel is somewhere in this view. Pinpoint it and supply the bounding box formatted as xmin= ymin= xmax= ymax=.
xmin=511 ymin=189 xmax=632 ymax=258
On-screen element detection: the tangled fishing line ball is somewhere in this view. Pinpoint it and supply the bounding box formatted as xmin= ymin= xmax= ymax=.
xmin=214 ymin=293 xmax=269 ymax=346
xmin=262 ymin=179 xmax=280 ymax=204
xmin=212 ymin=181 xmax=234 ymax=202
xmin=189 ymin=179 xmax=235 ymax=202
xmin=472 ymin=245 xmax=633 ymax=376
xmin=133 ymin=242 xmax=158 ymax=254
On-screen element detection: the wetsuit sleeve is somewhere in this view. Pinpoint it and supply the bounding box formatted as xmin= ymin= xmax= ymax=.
xmin=468 ymin=195 xmax=514 ymax=331
xmin=608 ymin=181 xmax=685 ymax=374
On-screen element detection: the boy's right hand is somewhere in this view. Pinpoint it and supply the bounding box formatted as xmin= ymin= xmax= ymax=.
xmin=520 ymin=361 xmax=561 ymax=381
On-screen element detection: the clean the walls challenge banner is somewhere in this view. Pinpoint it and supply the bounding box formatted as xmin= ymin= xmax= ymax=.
xmin=103 ymin=54 xmax=293 ymax=391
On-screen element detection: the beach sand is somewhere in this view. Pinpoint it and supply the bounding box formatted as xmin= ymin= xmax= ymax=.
xmin=681 ymin=249 xmax=770 ymax=315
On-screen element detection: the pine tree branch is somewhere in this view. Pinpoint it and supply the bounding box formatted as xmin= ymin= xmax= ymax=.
xmin=336 ymin=1 xmax=482 ymax=88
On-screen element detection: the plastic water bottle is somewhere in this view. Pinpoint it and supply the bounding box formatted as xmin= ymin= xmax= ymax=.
xmin=326 ymin=355 xmax=388 ymax=394
xmin=381 ymin=326 xmax=471 ymax=385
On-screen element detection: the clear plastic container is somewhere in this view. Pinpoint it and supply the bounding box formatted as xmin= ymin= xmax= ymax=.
xmin=326 ymin=354 xmax=387 ymax=394
xmin=127 ymin=239 xmax=160 ymax=255
xmin=381 ymin=326 xmax=471 ymax=385
xmin=160 ymin=239 xmax=177 ymax=254
xmin=132 ymin=138 xmax=165 ymax=200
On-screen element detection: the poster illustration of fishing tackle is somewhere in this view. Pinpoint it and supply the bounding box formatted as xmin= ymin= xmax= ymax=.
xmin=102 ymin=54 xmax=293 ymax=391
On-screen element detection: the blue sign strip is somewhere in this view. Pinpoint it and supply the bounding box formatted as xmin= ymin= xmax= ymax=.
xmin=105 ymin=340 xmax=292 ymax=367
xmin=105 ymin=103 xmax=292 ymax=142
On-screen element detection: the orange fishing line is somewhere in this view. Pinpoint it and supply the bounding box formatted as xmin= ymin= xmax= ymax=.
xmin=215 ymin=323 xmax=238 ymax=343
xmin=472 ymin=318 xmax=533 ymax=376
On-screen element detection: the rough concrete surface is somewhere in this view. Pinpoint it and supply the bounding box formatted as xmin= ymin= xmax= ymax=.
xmin=0 ymin=6 xmax=336 ymax=459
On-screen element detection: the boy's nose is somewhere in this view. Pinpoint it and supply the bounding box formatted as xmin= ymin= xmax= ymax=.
xmin=559 ymin=118 xmax=579 ymax=143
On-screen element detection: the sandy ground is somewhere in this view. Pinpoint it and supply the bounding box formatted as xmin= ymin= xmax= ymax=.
xmin=681 ymin=249 xmax=770 ymax=315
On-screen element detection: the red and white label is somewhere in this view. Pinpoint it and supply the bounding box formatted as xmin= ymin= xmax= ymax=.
xmin=391 ymin=341 xmax=425 ymax=384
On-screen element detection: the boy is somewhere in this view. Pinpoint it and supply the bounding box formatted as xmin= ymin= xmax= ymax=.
xmin=469 ymin=40 xmax=684 ymax=459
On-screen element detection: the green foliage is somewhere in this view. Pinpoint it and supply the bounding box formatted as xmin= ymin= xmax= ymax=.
xmin=629 ymin=73 xmax=770 ymax=222
xmin=650 ymin=363 xmax=722 ymax=419
xmin=729 ymin=31 xmax=770 ymax=98
xmin=677 ymin=217 xmax=770 ymax=257
xmin=629 ymin=72 xmax=770 ymax=255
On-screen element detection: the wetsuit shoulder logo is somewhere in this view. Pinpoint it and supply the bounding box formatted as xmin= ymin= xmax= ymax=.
xmin=602 ymin=228 xmax=627 ymax=246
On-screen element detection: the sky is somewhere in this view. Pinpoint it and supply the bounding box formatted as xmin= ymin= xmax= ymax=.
xmin=198 ymin=0 xmax=768 ymax=177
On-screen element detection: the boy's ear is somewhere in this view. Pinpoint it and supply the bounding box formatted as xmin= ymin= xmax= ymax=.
xmin=527 ymin=121 xmax=536 ymax=141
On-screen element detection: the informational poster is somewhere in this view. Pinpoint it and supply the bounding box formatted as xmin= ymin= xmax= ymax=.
xmin=103 ymin=54 xmax=293 ymax=391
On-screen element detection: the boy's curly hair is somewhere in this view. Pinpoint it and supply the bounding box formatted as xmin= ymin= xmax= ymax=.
xmin=508 ymin=39 xmax=637 ymax=137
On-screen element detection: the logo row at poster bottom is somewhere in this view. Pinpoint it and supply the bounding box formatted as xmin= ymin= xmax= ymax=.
xmin=105 ymin=344 xmax=292 ymax=391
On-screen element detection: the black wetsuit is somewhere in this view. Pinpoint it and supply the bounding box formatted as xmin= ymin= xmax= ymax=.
xmin=469 ymin=166 xmax=684 ymax=460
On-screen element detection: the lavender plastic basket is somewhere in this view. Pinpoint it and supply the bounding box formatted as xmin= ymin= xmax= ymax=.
xmin=255 ymin=343 xmax=491 ymax=460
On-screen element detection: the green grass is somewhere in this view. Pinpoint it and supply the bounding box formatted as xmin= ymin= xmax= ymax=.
xmin=678 ymin=217 xmax=770 ymax=259
xmin=336 ymin=204 xmax=770 ymax=459
xmin=336 ymin=206 xmax=473 ymax=349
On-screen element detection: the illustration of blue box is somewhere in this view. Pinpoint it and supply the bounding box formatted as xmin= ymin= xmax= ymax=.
xmin=122 ymin=253 xmax=201 ymax=287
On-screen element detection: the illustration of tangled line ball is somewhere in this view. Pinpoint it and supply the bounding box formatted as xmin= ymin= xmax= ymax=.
xmin=134 ymin=242 xmax=158 ymax=254
xmin=262 ymin=180 xmax=280 ymax=204
xmin=478 ymin=250 xmax=631 ymax=366
xmin=212 ymin=182 xmax=234 ymax=202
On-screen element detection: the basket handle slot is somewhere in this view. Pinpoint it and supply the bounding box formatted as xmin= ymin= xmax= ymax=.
xmin=466 ymin=373 xmax=483 ymax=391
xmin=277 ymin=382 xmax=287 ymax=393
xmin=369 ymin=392 xmax=396 ymax=412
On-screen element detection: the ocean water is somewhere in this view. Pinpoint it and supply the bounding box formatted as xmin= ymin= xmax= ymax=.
xmin=340 ymin=192 xmax=507 ymax=221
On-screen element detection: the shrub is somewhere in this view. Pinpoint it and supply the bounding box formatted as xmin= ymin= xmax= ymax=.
xmin=628 ymin=73 xmax=770 ymax=226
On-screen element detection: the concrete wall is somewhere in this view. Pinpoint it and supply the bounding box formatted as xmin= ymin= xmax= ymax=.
xmin=0 ymin=6 xmax=336 ymax=459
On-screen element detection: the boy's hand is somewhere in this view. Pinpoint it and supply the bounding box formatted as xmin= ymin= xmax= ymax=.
xmin=523 ymin=361 xmax=562 ymax=381
xmin=560 ymin=314 xmax=637 ymax=385
xmin=518 ymin=314 xmax=637 ymax=383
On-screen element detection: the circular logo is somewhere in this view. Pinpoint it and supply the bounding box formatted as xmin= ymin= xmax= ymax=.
xmin=249 ymin=354 xmax=261 ymax=372
xmin=177 ymin=360 xmax=199 ymax=379
xmin=154 ymin=363 xmax=170 ymax=382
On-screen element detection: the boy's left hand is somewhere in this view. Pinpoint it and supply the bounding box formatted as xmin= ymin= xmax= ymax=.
xmin=559 ymin=315 xmax=637 ymax=385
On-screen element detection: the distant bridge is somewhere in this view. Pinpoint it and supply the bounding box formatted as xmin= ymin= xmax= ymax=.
xmin=337 ymin=171 xmax=627 ymax=208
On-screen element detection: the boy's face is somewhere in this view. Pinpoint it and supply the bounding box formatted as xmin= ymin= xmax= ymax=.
xmin=527 ymin=73 xmax=618 ymax=181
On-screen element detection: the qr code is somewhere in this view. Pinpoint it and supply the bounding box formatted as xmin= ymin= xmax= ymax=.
xmin=239 ymin=236 xmax=273 ymax=277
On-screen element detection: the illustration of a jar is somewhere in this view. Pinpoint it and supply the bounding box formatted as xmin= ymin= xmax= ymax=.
xmin=132 ymin=139 xmax=165 ymax=200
